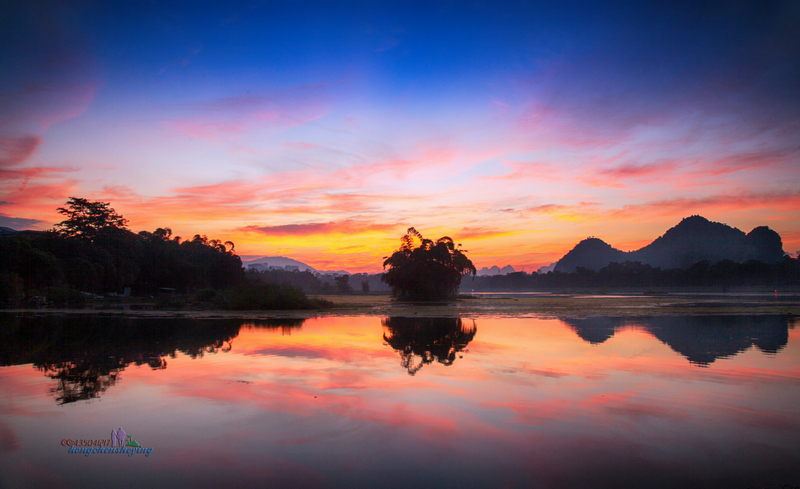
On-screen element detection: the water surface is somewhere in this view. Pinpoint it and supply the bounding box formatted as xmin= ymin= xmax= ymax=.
xmin=1 ymin=313 xmax=798 ymax=488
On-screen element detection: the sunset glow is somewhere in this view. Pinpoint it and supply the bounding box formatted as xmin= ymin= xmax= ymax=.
xmin=2 ymin=1 xmax=798 ymax=272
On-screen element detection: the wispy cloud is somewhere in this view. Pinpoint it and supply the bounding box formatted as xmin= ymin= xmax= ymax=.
xmin=457 ymin=227 xmax=514 ymax=240
xmin=0 ymin=214 xmax=47 ymax=229
xmin=160 ymin=89 xmax=331 ymax=141
xmin=609 ymin=191 xmax=800 ymax=219
xmin=284 ymin=141 xmax=318 ymax=149
xmin=238 ymin=220 xmax=398 ymax=237
xmin=161 ymin=120 xmax=250 ymax=140
xmin=0 ymin=136 xmax=41 ymax=167
xmin=595 ymin=160 xmax=681 ymax=181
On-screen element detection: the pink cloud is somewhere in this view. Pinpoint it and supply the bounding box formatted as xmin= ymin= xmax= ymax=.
xmin=693 ymin=147 xmax=797 ymax=178
xmin=0 ymin=135 xmax=41 ymax=167
xmin=488 ymin=161 xmax=565 ymax=182
xmin=284 ymin=141 xmax=319 ymax=148
xmin=332 ymin=146 xmax=460 ymax=184
xmin=516 ymin=101 xmax=635 ymax=150
xmin=97 ymin=185 xmax=137 ymax=200
xmin=1 ymin=82 xmax=100 ymax=134
xmin=0 ymin=162 xmax=80 ymax=218
xmin=161 ymin=119 xmax=250 ymax=140
xmin=610 ymin=191 xmax=800 ymax=219
xmin=160 ymin=89 xmax=331 ymax=141
xmin=595 ymin=159 xmax=681 ymax=181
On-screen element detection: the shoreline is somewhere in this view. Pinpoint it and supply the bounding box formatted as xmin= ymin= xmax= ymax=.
xmin=3 ymin=292 xmax=800 ymax=319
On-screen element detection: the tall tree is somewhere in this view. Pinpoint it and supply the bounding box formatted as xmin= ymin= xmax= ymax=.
xmin=382 ymin=227 xmax=476 ymax=300
xmin=55 ymin=197 xmax=129 ymax=241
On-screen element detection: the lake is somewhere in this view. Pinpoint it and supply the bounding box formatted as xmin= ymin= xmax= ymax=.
xmin=1 ymin=312 xmax=798 ymax=488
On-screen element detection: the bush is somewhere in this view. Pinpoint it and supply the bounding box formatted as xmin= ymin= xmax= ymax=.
xmin=43 ymin=286 xmax=88 ymax=308
xmin=192 ymin=288 xmax=219 ymax=303
xmin=154 ymin=294 xmax=186 ymax=309
xmin=224 ymin=283 xmax=333 ymax=310
xmin=0 ymin=272 xmax=23 ymax=304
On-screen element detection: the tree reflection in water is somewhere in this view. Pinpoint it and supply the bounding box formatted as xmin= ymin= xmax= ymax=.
xmin=38 ymin=358 xmax=131 ymax=405
xmin=241 ymin=318 xmax=306 ymax=336
xmin=0 ymin=315 xmax=304 ymax=404
xmin=382 ymin=317 xmax=476 ymax=375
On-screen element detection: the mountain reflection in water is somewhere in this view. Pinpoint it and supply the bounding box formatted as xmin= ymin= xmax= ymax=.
xmin=382 ymin=317 xmax=476 ymax=375
xmin=0 ymin=315 xmax=305 ymax=404
xmin=562 ymin=315 xmax=790 ymax=365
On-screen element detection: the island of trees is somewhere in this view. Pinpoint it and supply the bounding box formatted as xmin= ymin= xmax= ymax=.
xmin=382 ymin=227 xmax=476 ymax=300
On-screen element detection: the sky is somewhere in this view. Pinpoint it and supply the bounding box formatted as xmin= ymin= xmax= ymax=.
xmin=1 ymin=0 xmax=799 ymax=272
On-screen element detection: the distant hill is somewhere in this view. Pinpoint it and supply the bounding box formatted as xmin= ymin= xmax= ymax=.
xmin=554 ymin=238 xmax=626 ymax=273
xmin=243 ymin=256 xmax=350 ymax=275
xmin=0 ymin=227 xmax=19 ymax=238
xmin=554 ymin=215 xmax=785 ymax=273
xmin=477 ymin=265 xmax=516 ymax=276
xmin=243 ymin=256 xmax=317 ymax=272
xmin=536 ymin=262 xmax=557 ymax=274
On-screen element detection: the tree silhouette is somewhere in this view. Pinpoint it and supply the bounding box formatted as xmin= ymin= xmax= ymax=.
xmin=55 ymin=197 xmax=129 ymax=241
xmin=334 ymin=274 xmax=352 ymax=294
xmin=382 ymin=227 xmax=476 ymax=300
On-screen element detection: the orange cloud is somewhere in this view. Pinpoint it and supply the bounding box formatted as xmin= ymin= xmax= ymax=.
xmin=238 ymin=220 xmax=398 ymax=237
xmin=457 ymin=227 xmax=514 ymax=240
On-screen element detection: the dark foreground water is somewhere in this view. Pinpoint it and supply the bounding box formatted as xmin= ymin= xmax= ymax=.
xmin=0 ymin=313 xmax=798 ymax=489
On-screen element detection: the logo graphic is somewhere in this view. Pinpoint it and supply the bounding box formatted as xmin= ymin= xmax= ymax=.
xmin=61 ymin=427 xmax=154 ymax=457
xmin=111 ymin=427 xmax=142 ymax=447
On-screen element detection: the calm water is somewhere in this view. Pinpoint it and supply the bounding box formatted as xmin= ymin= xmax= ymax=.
xmin=1 ymin=313 xmax=798 ymax=488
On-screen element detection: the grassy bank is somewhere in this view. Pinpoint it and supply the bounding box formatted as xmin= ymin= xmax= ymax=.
xmin=7 ymin=291 xmax=799 ymax=319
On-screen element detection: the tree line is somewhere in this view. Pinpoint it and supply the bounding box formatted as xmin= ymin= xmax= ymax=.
xmin=465 ymin=258 xmax=800 ymax=292
xmin=244 ymin=268 xmax=389 ymax=295
xmin=0 ymin=197 xmax=328 ymax=309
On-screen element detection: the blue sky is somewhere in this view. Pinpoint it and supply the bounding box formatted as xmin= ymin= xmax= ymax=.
xmin=2 ymin=0 xmax=798 ymax=270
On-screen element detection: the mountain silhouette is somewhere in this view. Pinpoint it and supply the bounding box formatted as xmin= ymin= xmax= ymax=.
xmin=554 ymin=238 xmax=626 ymax=273
xmin=477 ymin=265 xmax=516 ymax=276
xmin=554 ymin=215 xmax=784 ymax=272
